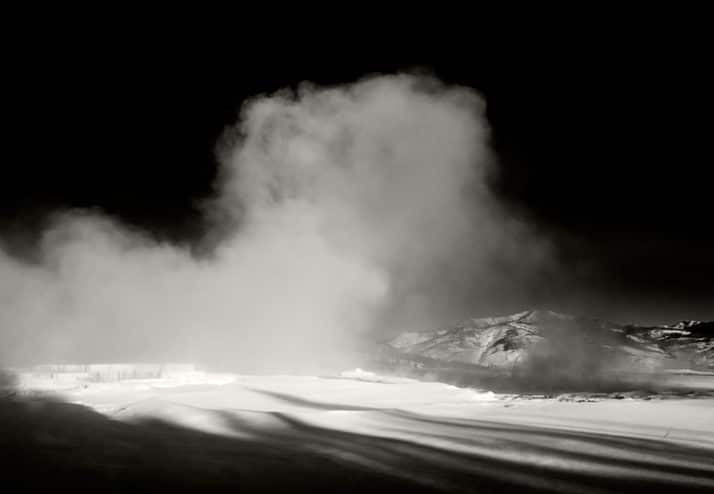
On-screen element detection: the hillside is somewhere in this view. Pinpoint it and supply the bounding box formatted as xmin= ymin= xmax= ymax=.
xmin=375 ymin=310 xmax=714 ymax=391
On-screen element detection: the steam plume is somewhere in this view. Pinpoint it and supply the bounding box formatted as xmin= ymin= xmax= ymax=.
xmin=0 ymin=74 xmax=548 ymax=370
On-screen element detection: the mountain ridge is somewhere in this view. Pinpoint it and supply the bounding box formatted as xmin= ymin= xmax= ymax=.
xmin=383 ymin=309 xmax=714 ymax=373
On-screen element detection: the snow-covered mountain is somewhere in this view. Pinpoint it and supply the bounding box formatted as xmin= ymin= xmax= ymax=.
xmin=380 ymin=310 xmax=714 ymax=375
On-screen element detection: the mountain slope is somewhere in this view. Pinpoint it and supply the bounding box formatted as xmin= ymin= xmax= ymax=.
xmin=383 ymin=310 xmax=714 ymax=373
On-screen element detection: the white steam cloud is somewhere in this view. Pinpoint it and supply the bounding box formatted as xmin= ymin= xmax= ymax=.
xmin=0 ymin=75 xmax=548 ymax=371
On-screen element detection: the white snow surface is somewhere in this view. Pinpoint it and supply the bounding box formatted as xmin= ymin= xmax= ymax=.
xmin=19 ymin=367 xmax=714 ymax=453
xmin=14 ymin=366 xmax=714 ymax=491
xmin=9 ymin=366 xmax=714 ymax=492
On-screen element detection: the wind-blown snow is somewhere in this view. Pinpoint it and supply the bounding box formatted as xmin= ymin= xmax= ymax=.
xmin=12 ymin=368 xmax=714 ymax=491
xmin=20 ymin=369 xmax=712 ymax=449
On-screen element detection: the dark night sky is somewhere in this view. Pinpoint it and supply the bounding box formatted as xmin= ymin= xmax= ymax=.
xmin=2 ymin=11 xmax=713 ymax=321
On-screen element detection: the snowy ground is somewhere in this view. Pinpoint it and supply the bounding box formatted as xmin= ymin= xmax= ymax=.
xmin=6 ymin=368 xmax=714 ymax=492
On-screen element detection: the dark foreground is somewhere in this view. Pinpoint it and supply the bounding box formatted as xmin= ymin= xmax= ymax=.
xmin=1 ymin=395 xmax=713 ymax=493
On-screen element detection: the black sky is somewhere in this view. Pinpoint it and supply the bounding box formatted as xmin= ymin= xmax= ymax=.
xmin=3 ymin=11 xmax=713 ymax=321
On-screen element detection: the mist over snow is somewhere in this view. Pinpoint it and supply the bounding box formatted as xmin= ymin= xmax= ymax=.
xmin=0 ymin=74 xmax=551 ymax=370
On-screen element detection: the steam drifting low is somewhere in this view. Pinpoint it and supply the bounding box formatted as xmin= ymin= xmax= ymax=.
xmin=0 ymin=75 xmax=548 ymax=370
